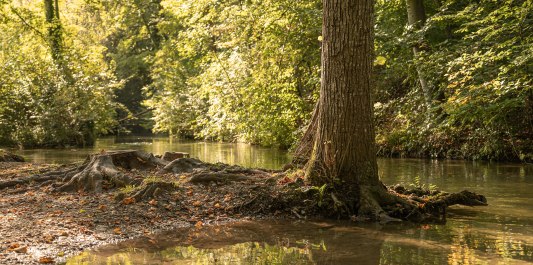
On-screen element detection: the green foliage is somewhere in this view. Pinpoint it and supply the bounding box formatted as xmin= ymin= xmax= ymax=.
xmin=310 ymin=184 xmax=327 ymax=207
xmin=145 ymin=0 xmax=321 ymax=148
xmin=0 ymin=0 xmax=530 ymax=161
xmin=0 ymin=1 xmax=118 ymax=147
xmin=374 ymin=0 xmax=533 ymax=161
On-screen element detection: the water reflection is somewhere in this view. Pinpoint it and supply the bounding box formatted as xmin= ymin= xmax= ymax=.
xmin=67 ymin=220 xmax=532 ymax=264
xmin=10 ymin=136 xmax=290 ymax=169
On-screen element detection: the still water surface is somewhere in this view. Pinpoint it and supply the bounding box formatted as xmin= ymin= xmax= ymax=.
xmin=12 ymin=136 xmax=533 ymax=264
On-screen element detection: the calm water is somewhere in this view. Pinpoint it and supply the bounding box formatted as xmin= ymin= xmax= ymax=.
xmin=11 ymin=136 xmax=289 ymax=169
xmin=9 ymin=136 xmax=533 ymax=264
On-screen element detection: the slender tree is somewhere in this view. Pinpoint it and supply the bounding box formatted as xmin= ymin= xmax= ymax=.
xmin=406 ymin=0 xmax=433 ymax=110
xmin=44 ymin=0 xmax=62 ymax=62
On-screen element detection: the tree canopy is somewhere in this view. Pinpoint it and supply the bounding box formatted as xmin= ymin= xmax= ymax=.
xmin=0 ymin=0 xmax=531 ymax=161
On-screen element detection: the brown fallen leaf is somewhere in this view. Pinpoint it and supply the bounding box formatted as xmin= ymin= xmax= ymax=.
xmin=38 ymin=257 xmax=55 ymax=264
xmin=98 ymin=205 xmax=107 ymax=210
xmin=113 ymin=227 xmax=122 ymax=235
xmin=192 ymin=201 xmax=202 ymax=207
xmin=122 ymin=197 xmax=135 ymax=205
xmin=8 ymin=246 xmax=27 ymax=253
xmin=43 ymin=235 xmax=55 ymax=244
xmin=7 ymin=243 xmax=20 ymax=250
xmin=148 ymin=199 xmax=157 ymax=206
xmin=195 ymin=221 xmax=203 ymax=228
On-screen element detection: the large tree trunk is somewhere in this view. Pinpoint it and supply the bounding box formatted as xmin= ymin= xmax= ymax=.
xmin=406 ymin=0 xmax=433 ymax=110
xmin=304 ymin=0 xmax=386 ymax=217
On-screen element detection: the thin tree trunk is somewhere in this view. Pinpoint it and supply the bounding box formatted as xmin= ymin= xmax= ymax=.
xmin=44 ymin=0 xmax=61 ymax=62
xmin=406 ymin=0 xmax=433 ymax=109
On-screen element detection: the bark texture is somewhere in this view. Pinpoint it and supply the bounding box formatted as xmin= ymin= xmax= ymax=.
xmin=306 ymin=0 xmax=378 ymax=185
xmin=303 ymin=0 xmax=389 ymax=218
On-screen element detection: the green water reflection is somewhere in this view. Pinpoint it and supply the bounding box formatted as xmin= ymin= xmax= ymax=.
xmin=11 ymin=136 xmax=290 ymax=169
xmin=67 ymin=219 xmax=532 ymax=265
xmin=9 ymin=136 xmax=533 ymax=264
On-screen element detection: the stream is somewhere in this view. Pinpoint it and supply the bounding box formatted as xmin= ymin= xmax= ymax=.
xmin=10 ymin=136 xmax=533 ymax=264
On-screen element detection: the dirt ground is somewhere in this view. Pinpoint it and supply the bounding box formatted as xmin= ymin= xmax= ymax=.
xmin=0 ymin=161 xmax=304 ymax=264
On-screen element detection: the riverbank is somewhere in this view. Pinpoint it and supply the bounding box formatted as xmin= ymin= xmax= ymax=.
xmin=0 ymin=159 xmax=302 ymax=264
xmin=0 ymin=150 xmax=489 ymax=264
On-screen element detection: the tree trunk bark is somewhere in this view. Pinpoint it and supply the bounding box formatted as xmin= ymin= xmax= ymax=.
xmin=304 ymin=0 xmax=386 ymax=218
xmin=406 ymin=0 xmax=433 ymax=110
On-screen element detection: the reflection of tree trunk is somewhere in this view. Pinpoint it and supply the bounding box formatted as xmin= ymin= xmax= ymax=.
xmin=406 ymin=0 xmax=432 ymax=110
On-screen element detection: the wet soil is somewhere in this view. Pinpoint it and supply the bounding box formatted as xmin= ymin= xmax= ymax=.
xmin=0 ymin=161 xmax=303 ymax=264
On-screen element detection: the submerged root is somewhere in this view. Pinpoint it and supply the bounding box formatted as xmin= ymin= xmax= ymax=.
xmin=312 ymin=181 xmax=487 ymax=223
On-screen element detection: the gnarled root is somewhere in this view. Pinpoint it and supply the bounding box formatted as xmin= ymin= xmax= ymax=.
xmin=115 ymin=181 xmax=177 ymax=203
xmin=162 ymin=158 xmax=206 ymax=173
xmin=55 ymin=150 xmax=167 ymax=193
xmin=322 ymin=182 xmax=487 ymax=223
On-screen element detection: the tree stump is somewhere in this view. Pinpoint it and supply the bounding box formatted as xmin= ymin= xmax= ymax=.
xmin=56 ymin=150 xmax=168 ymax=192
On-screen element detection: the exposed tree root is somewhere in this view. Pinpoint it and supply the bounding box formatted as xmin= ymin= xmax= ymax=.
xmin=189 ymin=172 xmax=251 ymax=184
xmin=53 ymin=150 xmax=168 ymax=192
xmin=0 ymin=151 xmax=25 ymax=162
xmin=325 ymin=182 xmax=488 ymax=223
xmin=114 ymin=181 xmax=177 ymax=203
xmin=161 ymin=151 xmax=190 ymax=161
xmin=1 ymin=150 xmax=488 ymax=224
xmin=162 ymin=158 xmax=205 ymax=173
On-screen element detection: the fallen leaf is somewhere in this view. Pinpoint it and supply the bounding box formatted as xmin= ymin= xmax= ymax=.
xmin=122 ymin=197 xmax=135 ymax=205
xmin=11 ymin=246 xmax=27 ymax=253
xmin=214 ymin=203 xmax=221 ymax=208
xmin=148 ymin=199 xmax=157 ymax=206
xmin=192 ymin=201 xmax=202 ymax=207
xmin=97 ymin=205 xmax=107 ymax=210
xmin=113 ymin=227 xmax=122 ymax=235
xmin=7 ymin=243 xmax=20 ymax=250
xmin=195 ymin=221 xmax=203 ymax=228
xmin=43 ymin=235 xmax=55 ymax=243
xmin=38 ymin=257 xmax=55 ymax=264
xmin=223 ymin=194 xmax=232 ymax=202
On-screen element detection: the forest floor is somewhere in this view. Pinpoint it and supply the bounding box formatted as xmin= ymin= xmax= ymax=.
xmin=0 ymin=160 xmax=306 ymax=264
